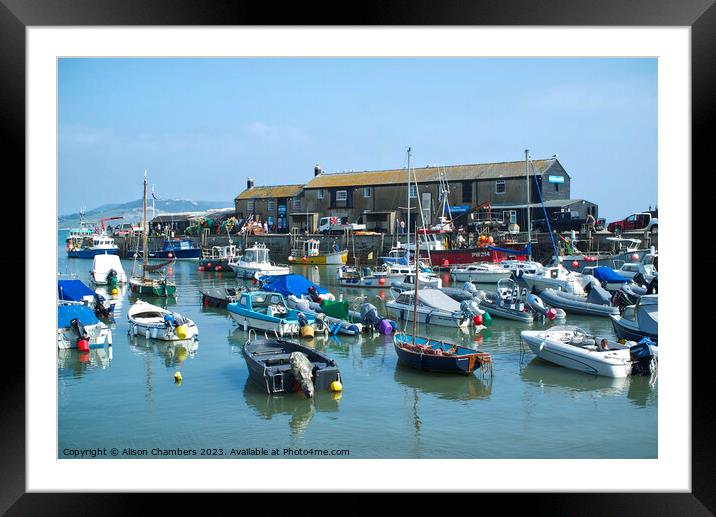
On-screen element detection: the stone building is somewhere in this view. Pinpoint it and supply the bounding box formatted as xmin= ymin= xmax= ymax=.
xmin=234 ymin=178 xmax=304 ymax=233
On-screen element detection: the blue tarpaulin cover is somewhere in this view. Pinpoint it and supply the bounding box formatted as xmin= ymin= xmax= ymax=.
xmin=57 ymin=304 xmax=99 ymax=328
xmin=591 ymin=266 xmax=630 ymax=283
xmin=258 ymin=274 xmax=330 ymax=297
xmin=58 ymin=279 xmax=95 ymax=301
xmin=487 ymin=243 xmax=531 ymax=256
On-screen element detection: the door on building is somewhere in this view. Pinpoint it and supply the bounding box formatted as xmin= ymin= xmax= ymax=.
xmin=277 ymin=202 xmax=287 ymax=232
xmin=421 ymin=192 xmax=432 ymax=225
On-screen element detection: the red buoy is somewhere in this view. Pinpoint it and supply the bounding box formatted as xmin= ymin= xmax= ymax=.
xmin=378 ymin=278 xmax=386 ymax=285
xmin=77 ymin=339 xmax=90 ymax=352
xmin=216 ymin=265 xmax=222 ymax=271
xmin=473 ymin=314 xmax=484 ymax=326
xmin=198 ymin=266 xmax=205 ymax=271
xmin=442 ymin=259 xmax=449 ymax=267
xmin=631 ymin=253 xmax=639 ymax=261
xmin=572 ymin=260 xmax=579 ymax=268
xmin=546 ymin=308 xmax=557 ymax=321
xmin=207 ymin=262 xmax=212 ymax=268
xmin=168 ymin=252 xmax=173 ymax=258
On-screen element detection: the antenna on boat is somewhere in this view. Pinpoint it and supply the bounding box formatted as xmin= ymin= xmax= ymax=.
xmin=525 ymin=149 xmax=532 ymax=262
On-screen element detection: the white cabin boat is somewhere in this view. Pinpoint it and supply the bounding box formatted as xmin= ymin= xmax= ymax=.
xmin=90 ymin=253 xmax=127 ymax=285
xmin=228 ymin=243 xmax=290 ymax=279
xmin=450 ymin=263 xmax=513 ymax=284
xmin=127 ymin=300 xmax=199 ymax=341
xmin=520 ymin=264 xmax=588 ymax=295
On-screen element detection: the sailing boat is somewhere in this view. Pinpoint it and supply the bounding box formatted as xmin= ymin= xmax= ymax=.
xmin=128 ymin=171 xmax=177 ymax=297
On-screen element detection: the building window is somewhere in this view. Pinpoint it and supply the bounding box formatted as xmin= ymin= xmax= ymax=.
xmin=363 ymin=187 xmax=372 ymax=198
xmin=247 ymin=200 xmax=255 ymax=212
xmin=267 ymin=199 xmax=276 ymax=211
xmin=555 ymin=183 xmax=559 ymax=192
xmin=292 ymin=197 xmax=302 ymax=210
xmin=409 ymin=184 xmax=417 ymax=198
xmin=462 ymin=181 xmax=472 ymax=203
xmin=495 ymin=180 xmax=506 ymax=195
xmin=336 ymin=190 xmax=348 ymax=201
xmin=317 ymin=190 xmax=324 ymax=200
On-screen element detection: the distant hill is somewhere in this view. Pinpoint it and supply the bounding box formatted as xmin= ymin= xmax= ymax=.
xmin=58 ymin=199 xmax=234 ymax=228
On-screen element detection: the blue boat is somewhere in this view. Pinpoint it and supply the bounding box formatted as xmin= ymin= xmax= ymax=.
xmin=58 ymin=279 xmax=115 ymax=318
xmin=227 ymin=291 xmax=316 ymax=337
xmin=57 ymin=304 xmax=112 ymax=349
xmin=393 ymin=333 xmax=492 ymax=375
xmin=130 ymin=239 xmax=201 ymax=260
xmin=67 ymin=233 xmax=120 ymax=258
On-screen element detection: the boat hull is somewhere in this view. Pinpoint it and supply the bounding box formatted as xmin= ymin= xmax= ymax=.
xmin=450 ymin=271 xmax=513 ymax=284
xmin=385 ymin=303 xmax=469 ymax=328
xmin=227 ymin=308 xmax=303 ymax=337
xmin=392 ymin=335 xmax=490 ymax=375
xmin=539 ymin=289 xmax=619 ymax=317
xmin=521 ymin=333 xmax=632 ymax=378
xmin=68 ymin=248 xmax=119 ymax=259
xmin=230 ymin=265 xmax=291 ymax=279
xmin=199 ymin=258 xmax=235 ymax=272
xmin=129 ymin=280 xmax=177 ymax=297
xmin=423 ymin=248 xmax=526 ymax=266
xmin=57 ymin=324 xmax=112 ymax=349
xmin=146 ymin=249 xmax=201 ymax=260
xmin=609 ymin=316 xmax=658 ymax=344
xmin=293 ymin=251 xmax=348 ymax=265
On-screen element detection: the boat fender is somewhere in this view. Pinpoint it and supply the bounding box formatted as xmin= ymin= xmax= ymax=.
xmin=77 ymin=338 xmax=90 ymax=352
xmin=330 ymin=380 xmax=343 ymax=392
xmin=377 ymin=319 xmax=393 ymax=335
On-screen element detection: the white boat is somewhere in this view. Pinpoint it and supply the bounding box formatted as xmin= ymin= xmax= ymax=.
xmin=520 ymin=264 xmax=588 ymax=295
xmin=90 ymin=253 xmax=127 ymax=285
xmin=610 ymin=294 xmax=658 ymax=344
xmin=499 ymin=259 xmax=545 ymax=276
xmin=127 ymin=300 xmax=199 ymax=341
xmin=336 ymin=265 xmax=392 ymax=288
xmin=520 ymin=326 xmax=656 ymax=378
xmin=228 ymin=243 xmax=290 ymax=279
xmin=385 ymin=288 xmax=478 ymax=328
xmin=450 ymin=263 xmax=513 ymax=284
xmin=390 ymin=271 xmax=443 ymax=291
xmin=57 ymin=304 xmax=112 ymax=349
xmin=615 ymin=252 xmax=658 ymax=283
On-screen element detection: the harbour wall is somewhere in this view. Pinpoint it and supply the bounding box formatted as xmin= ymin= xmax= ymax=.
xmin=115 ymin=230 xmax=657 ymax=265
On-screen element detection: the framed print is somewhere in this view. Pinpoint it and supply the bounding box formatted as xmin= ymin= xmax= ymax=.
xmin=2 ymin=0 xmax=713 ymax=512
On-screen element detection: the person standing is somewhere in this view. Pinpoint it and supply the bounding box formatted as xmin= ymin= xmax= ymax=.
xmin=399 ymin=219 xmax=405 ymax=234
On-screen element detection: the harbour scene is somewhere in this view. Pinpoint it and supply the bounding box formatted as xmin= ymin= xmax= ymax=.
xmin=57 ymin=57 xmax=658 ymax=460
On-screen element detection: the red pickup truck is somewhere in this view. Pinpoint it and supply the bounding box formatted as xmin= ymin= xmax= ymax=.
xmin=607 ymin=212 xmax=658 ymax=235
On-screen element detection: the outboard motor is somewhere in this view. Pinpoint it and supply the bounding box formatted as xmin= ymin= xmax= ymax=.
xmin=629 ymin=337 xmax=657 ymax=375
xmin=307 ymin=286 xmax=322 ymax=303
xmin=632 ymin=272 xmax=647 ymax=287
xmin=106 ymin=269 xmax=118 ymax=287
xmin=462 ymin=282 xmax=480 ymax=298
xmin=93 ymin=293 xmax=112 ymax=319
xmin=296 ymin=311 xmax=309 ymax=328
xmin=646 ymin=276 xmax=658 ymax=294
xmin=70 ymin=317 xmax=90 ymax=351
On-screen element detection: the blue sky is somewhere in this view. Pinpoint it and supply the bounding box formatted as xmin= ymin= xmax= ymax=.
xmin=59 ymin=58 xmax=657 ymax=220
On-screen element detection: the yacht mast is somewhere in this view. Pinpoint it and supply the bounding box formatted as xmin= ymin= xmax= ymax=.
xmin=525 ymin=149 xmax=532 ymax=261
xmin=406 ymin=147 xmax=411 ymax=255
xmin=142 ymin=170 xmax=148 ymax=281
xmin=412 ymin=224 xmax=419 ymax=345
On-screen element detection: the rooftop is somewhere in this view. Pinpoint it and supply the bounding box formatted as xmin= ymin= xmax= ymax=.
xmin=236 ymin=184 xmax=304 ymax=200
xmin=304 ymin=159 xmax=560 ymax=189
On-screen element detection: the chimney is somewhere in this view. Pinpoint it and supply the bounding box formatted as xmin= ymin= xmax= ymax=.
xmin=314 ymin=164 xmax=322 ymax=177
xmin=247 ymin=177 xmax=254 ymax=190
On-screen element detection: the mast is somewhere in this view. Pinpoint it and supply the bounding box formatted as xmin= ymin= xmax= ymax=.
xmin=412 ymin=224 xmax=419 ymax=345
xmin=142 ymin=170 xmax=148 ymax=281
xmin=151 ymin=183 xmax=156 ymax=221
xmin=525 ymin=149 xmax=532 ymax=261
xmin=406 ymin=147 xmax=411 ymax=257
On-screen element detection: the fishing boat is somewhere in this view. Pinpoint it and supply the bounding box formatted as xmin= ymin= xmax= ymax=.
xmin=90 ymin=253 xmax=127 ymax=285
xmin=615 ymin=252 xmax=658 ymax=284
xmin=67 ymin=232 xmax=120 ymax=258
xmin=147 ymin=239 xmax=201 ymax=260
xmin=393 ymin=333 xmax=493 ymax=375
xmin=128 ymin=171 xmax=177 ymax=297
xmin=200 ymin=286 xmax=246 ymax=308
xmin=242 ymin=335 xmax=341 ymax=396
xmin=289 ymin=237 xmax=348 ymax=265
xmin=610 ymin=294 xmax=658 ymax=344
xmin=520 ymin=326 xmax=657 ymax=378
xmin=57 ymin=304 xmax=112 ymax=350
xmin=228 ymin=243 xmax=290 ymax=279
xmin=127 ymin=300 xmax=199 ymax=341
xmin=560 ymin=237 xmax=645 ymax=273
xmin=199 ymin=243 xmax=240 ymax=272
xmin=538 ymin=286 xmax=620 ymax=318
xmin=227 ymin=290 xmax=315 ymax=336
xmin=450 ymin=262 xmax=513 ymax=284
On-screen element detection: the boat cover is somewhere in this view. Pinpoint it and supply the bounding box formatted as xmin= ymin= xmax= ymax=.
xmin=487 ymin=243 xmax=531 ymax=256
xmin=417 ymin=289 xmax=461 ymax=312
xmin=320 ymin=299 xmax=349 ymax=320
xmin=259 ymin=274 xmax=329 ymax=297
xmin=58 ymin=279 xmax=95 ymax=302
xmin=592 ymin=266 xmax=630 ymax=283
xmin=636 ymin=295 xmax=658 ymax=335
xmin=57 ymin=304 xmax=99 ymax=328
xmin=92 ymin=253 xmax=124 ymax=273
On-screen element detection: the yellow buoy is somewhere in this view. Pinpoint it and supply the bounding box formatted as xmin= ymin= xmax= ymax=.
xmin=111 ymin=288 xmax=118 ymax=296
xmin=175 ymin=325 xmax=188 ymax=340
xmin=299 ymin=325 xmax=315 ymax=339
xmin=331 ymin=391 xmax=342 ymax=401
xmin=174 ymin=371 xmax=182 ymax=383
xmin=330 ymin=380 xmax=342 ymax=392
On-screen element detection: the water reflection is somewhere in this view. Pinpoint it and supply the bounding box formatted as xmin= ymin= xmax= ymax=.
xmin=127 ymin=334 xmax=199 ymax=367
xmin=242 ymin=379 xmax=340 ymax=436
xmin=393 ymin=363 xmax=493 ymax=401
xmin=58 ymin=347 xmax=113 ymax=378
xmin=520 ymin=359 xmax=630 ymax=395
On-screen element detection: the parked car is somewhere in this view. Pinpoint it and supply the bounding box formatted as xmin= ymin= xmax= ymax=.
xmin=319 ymin=216 xmax=367 ymax=234
xmin=607 ymin=212 xmax=658 ymax=236
xmin=532 ymin=211 xmax=605 ymax=233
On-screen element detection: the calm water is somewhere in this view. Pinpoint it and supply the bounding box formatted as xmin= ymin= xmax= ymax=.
xmin=57 ymin=234 xmax=657 ymax=458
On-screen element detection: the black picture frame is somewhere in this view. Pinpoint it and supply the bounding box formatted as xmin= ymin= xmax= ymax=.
xmin=2 ymin=0 xmax=712 ymax=512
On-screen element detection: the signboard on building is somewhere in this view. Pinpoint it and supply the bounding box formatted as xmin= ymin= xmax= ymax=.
xmin=548 ymin=175 xmax=565 ymax=183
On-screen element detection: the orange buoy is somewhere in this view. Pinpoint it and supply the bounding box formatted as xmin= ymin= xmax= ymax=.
xmin=378 ymin=278 xmax=386 ymax=285
xmin=77 ymin=339 xmax=90 ymax=352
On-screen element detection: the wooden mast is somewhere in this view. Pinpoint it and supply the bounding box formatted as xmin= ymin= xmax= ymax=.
xmin=412 ymin=213 xmax=419 ymax=345
xmin=142 ymin=170 xmax=148 ymax=281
